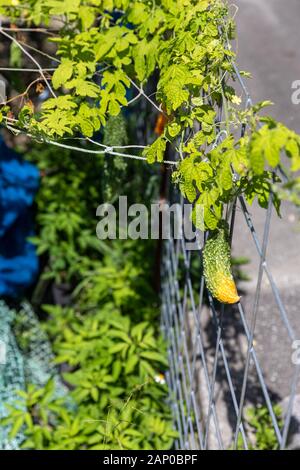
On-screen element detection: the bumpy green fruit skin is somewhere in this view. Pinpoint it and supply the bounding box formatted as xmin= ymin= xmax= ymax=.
xmin=203 ymin=229 xmax=240 ymax=304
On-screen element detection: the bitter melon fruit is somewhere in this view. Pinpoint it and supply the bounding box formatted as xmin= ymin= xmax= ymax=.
xmin=203 ymin=229 xmax=240 ymax=304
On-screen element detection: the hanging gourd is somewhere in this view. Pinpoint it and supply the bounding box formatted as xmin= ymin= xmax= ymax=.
xmin=203 ymin=228 xmax=240 ymax=304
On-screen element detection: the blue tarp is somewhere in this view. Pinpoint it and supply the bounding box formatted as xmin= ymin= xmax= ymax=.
xmin=0 ymin=136 xmax=39 ymax=297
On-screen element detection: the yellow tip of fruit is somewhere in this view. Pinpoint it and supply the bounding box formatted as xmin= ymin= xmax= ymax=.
xmin=215 ymin=277 xmax=240 ymax=305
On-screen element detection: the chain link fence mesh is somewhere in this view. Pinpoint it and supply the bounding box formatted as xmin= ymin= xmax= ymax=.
xmin=160 ymin=67 xmax=300 ymax=451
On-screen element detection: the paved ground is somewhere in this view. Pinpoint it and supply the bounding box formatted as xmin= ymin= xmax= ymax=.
xmin=232 ymin=0 xmax=300 ymax=400
xmin=235 ymin=0 xmax=300 ymax=133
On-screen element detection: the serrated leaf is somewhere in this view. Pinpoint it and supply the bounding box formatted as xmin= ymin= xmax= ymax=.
xmin=264 ymin=135 xmax=280 ymax=167
xmin=52 ymin=59 xmax=73 ymax=89
xmin=79 ymin=6 xmax=95 ymax=30
xmin=42 ymin=95 xmax=77 ymax=111
xmin=219 ymin=164 xmax=233 ymax=191
xmin=143 ymin=137 xmax=167 ymax=164
xmin=108 ymin=98 xmax=121 ymax=116
xmin=250 ymin=136 xmax=265 ymax=175
xmin=167 ymin=85 xmax=189 ymax=111
xmin=203 ymin=207 xmax=219 ymax=230
xmin=182 ymin=180 xmax=197 ymax=203
xmin=191 ymin=97 xmax=203 ymax=106
xmin=168 ymin=122 xmax=181 ymax=138
xmin=77 ymin=117 xmax=94 ymax=137
xmin=67 ymin=79 xmax=100 ymax=98
xmin=128 ymin=2 xmax=149 ymax=24
xmin=191 ymin=203 xmax=205 ymax=231
xmin=133 ymin=37 xmax=158 ymax=81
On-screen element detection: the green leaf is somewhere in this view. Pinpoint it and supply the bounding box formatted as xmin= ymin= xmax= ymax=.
xmin=252 ymin=101 xmax=274 ymax=114
xmin=52 ymin=59 xmax=73 ymax=89
xmin=109 ymin=330 xmax=131 ymax=344
xmin=203 ymin=207 xmax=219 ymax=230
xmin=167 ymin=85 xmax=189 ymax=111
xmin=140 ymin=359 xmax=156 ymax=377
xmin=66 ymin=79 xmax=100 ymax=98
xmin=77 ymin=117 xmax=94 ymax=137
xmin=79 ymin=6 xmax=95 ymax=29
xmin=42 ymin=95 xmax=77 ymax=111
xmin=124 ymin=355 xmax=139 ymax=374
xmin=250 ymin=135 xmax=265 ymax=175
xmin=287 ymin=139 xmax=300 ymax=171
xmin=108 ymin=98 xmax=121 ymax=116
xmin=10 ymin=41 xmax=22 ymax=68
xmin=143 ymin=137 xmax=167 ymax=164
xmin=131 ymin=322 xmax=148 ymax=342
xmin=264 ymin=135 xmax=280 ymax=167
xmin=9 ymin=416 xmax=24 ymax=439
xmin=140 ymin=351 xmax=168 ymax=365
xmin=109 ymin=343 xmax=127 ymax=354
xmin=191 ymin=97 xmax=203 ymax=106
xmin=94 ymin=29 xmax=120 ymax=61
xmin=128 ymin=3 xmax=149 ymax=24
xmin=168 ymin=122 xmax=181 ymax=138
xmin=133 ymin=37 xmax=158 ymax=81
xmin=91 ymin=387 xmax=99 ymax=402
xmin=219 ymin=164 xmax=233 ymax=191
xmin=183 ymin=180 xmax=197 ymax=203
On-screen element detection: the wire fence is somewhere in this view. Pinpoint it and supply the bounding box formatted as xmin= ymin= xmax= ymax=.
xmin=160 ymin=67 xmax=300 ymax=450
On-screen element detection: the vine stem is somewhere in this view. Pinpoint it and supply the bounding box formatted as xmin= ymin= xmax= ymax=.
xmin=5 ymin=123 xmax=178 ymax=167
xmin=126 ymin=76 xmax=164 ymax=115
xmin=0 ymin=26 xmax=57 ymax=35
xmin=221 ymin=87 xmax=230 ymax=136
xmin=2 ymin=77 xmax=49 ymax=106
xmin=17 ymin=39 xmax=61 ymax=63
xmin=0 ymin=25 xmax=170 ymax=168
xmin=0 ymin=27 xmax=57 ymax=98
xmin=0 ymin=67 xmax=56 ymax=72
xmin=87 ymin=138 xmax=147 ymax=150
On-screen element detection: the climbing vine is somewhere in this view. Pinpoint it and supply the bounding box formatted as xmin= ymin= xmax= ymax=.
xmin=0 ymin=0 xmax=300 ymax=230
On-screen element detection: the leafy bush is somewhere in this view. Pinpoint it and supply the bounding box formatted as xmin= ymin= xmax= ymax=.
xmin=235 ymin=404 xmax=283 ymax=450
xmin=1 ymin=136 xmax=172 ymax=449
xmin=2 ymin=232 xmax=176 ymax=449
xmin=3 ymin=302 xmax=176 ymax=449
xmin=247 ymin=404 xmax=282 ymax=450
